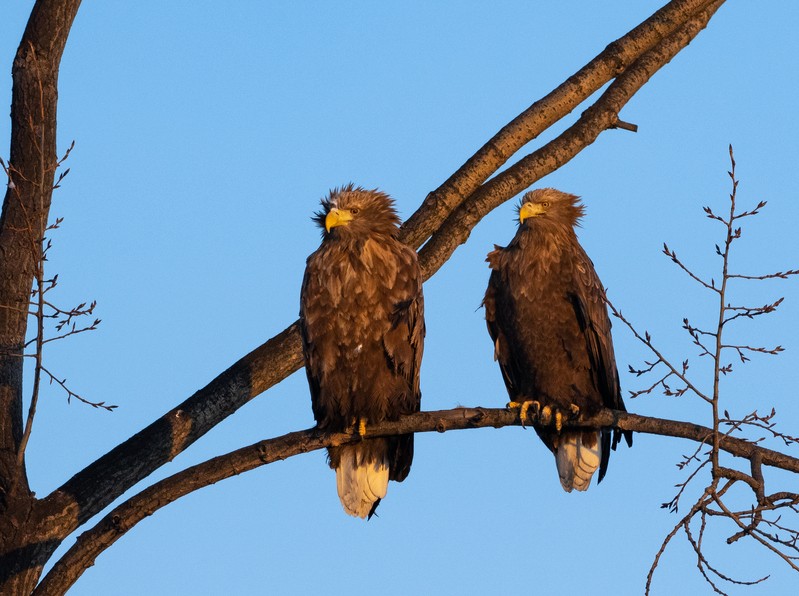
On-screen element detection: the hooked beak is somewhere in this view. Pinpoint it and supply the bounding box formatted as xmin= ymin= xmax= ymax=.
xmin=519 ymin=202 xmax=545 ymax=223
xmin=325 ymin=208 xmax=354 ymax=232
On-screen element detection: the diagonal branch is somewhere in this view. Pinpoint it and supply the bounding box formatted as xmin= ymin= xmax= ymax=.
xmin=400 ymin=0 xmax=722 ymax=249
xmin=417 ymin=1 xmax=723 ymax=278
xmin=39 ymin=322 xmax=304 ymax=530
xmin=37 ymin=405 xmax=798 ymax=595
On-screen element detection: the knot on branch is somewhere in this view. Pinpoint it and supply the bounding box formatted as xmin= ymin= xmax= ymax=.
xmin=257 ymin=443 xmax=269 ymax=462
xmin=468 ymin=408 xmax=486 ymax=426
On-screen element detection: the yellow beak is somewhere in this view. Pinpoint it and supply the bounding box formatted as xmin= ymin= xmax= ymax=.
xmin=519 ymin=202 xmax=545 ymax=223
xmin=325 ymin=208 xmax=354 ymax=232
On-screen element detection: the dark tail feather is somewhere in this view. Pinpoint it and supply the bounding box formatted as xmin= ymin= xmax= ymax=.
xmin=388 ymin=434 xmax=414 ymax=482
xmin=597 ymin=428 xmax=612 ymax=484
xmin=611 ymin=427 xmax=634 ymax=450
xmin=599 ymin=427 xmax=633 ymax=485
xmin=367 ymin=498 xmax=381 ymax=520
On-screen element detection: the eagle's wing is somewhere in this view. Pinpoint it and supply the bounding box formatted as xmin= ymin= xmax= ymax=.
xmin=381 ymin=243 xmax=425 ymax=481
xmin=568 ymin=243 xmax=634 ymax=462
xmin=299 ymin=258 xmax=327 ymax=425
xmin=484 ymin=249 xmax=521 ymax=399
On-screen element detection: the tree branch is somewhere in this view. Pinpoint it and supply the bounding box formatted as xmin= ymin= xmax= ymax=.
xmin=400 ymin=0 xmax=721 ymax=249
xmin=39 ymin=322 xmax=303 ymax=530
xmin=417 ymin=1 xmax=723 ymax=278
xmin=37 ymin=405 xmax=798 ymax=595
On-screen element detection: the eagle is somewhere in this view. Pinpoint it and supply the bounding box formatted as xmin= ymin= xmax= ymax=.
xmin=300 ymin=185 xmax=424 ymax=518
xmin=483 ymin=188 xmax=632 ymax=492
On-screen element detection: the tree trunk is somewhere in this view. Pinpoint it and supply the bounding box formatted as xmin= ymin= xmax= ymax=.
xmin=0 ymin=1 xmax=82 ymax=593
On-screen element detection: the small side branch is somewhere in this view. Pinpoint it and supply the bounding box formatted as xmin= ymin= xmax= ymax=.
xmin=663 ymin=243 xmax=719 ymax=292
xmin=610 ymin=302 xmax=712 ymax=402
xmin=612 ymin=118 xmax=639 ymax=132
xmin=40 ymin=366 xmax=116 ymax=411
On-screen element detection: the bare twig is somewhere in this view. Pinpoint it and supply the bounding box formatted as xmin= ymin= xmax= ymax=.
xmin=664 ymin=243 xmax=719 ymax=292
xmin=40 ymin=366 xmax=116 ymax=411
xmin=610 ymin=302 xmax=712 ymax=402
xmin=712 ymin=493 xmax=799 ymax=573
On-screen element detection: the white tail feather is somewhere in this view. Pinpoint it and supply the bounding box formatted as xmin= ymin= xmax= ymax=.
xmin=335 ymin=445 xmax=389 ymax=518
xmin=555 ymin=432 xmax=601 ymax=492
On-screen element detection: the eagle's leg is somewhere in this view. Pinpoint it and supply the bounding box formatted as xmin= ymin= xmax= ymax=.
xmin=358 ymin=417 xmax=367 ymax=437
xmin=540 ymin=405 xmax=553 ymax=426
xmin=507 ymin=399 xmax=540 ymax=428
xmin=540 ymin=404 xmax=582 ymax=432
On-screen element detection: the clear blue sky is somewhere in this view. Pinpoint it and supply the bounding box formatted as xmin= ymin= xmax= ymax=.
xmin=2 ymin=2 xmax=798 ymax=594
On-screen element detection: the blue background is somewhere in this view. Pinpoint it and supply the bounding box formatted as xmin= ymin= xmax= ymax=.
xmin=2 ymin=2 xmax=798 ymax=594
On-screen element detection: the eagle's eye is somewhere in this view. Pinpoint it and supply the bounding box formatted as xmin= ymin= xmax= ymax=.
xmin=350 ymin=208 xmax=360 ymax=215
xmin=541 ymin=201 xmax=550 ymax=208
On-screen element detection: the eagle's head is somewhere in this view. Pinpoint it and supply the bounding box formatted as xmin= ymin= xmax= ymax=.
xmin=314 ymin=184 xmax=401 ymax=239
xmin=517 ymin=188 xmax=585 ymax=229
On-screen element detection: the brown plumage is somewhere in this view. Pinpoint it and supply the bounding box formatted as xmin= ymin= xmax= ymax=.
xmin=483 ymin=188 xmax=632 ymax=491
xmin=300 ymin=185 xmax=424 ymax=518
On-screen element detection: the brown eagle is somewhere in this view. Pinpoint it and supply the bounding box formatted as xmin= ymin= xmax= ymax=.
xmin=300 ymin=185 xmax=424 ymax=518
xmin=483 ymin=188 xmax=632 ymax=492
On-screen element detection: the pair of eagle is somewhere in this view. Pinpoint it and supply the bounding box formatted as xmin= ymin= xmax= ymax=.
xmin=299 ymin=185 xmax=633 ymax=518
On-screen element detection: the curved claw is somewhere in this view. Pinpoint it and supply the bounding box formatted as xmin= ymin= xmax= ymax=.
xmin=540 ymin=405 xmax=552 ymax=425
xmin=519 ymin=402 xmax=531 ymax=428
xmin=508 ymin=400 xmax=539 ymax=428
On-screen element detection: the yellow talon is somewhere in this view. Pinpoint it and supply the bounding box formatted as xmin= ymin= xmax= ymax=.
xmin=508 ymin=400 xmax=539 ymax=428
xmin=555 ymin=410 xmax=563 ymax=433
xmin=540 ymin=405 xmax=552 ymax=425
xmin=570 ymin=404 xmax=580 ymax=417
xmin=519 ymin=401 xmax=531 ymax=424
xmin=358 ymin=418 xmax=367 ymax=437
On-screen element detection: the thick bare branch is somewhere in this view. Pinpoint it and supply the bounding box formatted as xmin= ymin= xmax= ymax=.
xmin=38 ymin=406 xmax=799 ymax=594
xmin=39 ymin=322 xmax=303 ymax=532
xmin=417 ymin=1 xmax=723 ymax=279
xmin=400 ymin=0 xmax=722 ymax=249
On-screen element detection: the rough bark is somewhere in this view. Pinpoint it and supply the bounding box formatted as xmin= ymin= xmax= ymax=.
xmin=417 ymin=0 xmax=723 ymax=278
xmin=399 ymin=0 xmax=720 ymax=250
xmin=0 ymin=2 xmax=83 ymax=593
